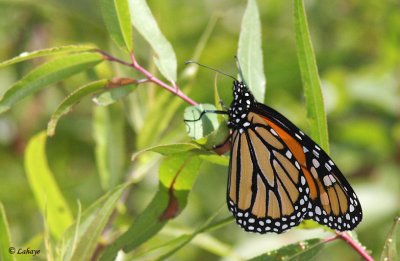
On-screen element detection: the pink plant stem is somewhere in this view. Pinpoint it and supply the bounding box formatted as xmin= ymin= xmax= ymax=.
xmin=336 ymin=232 xmax=374 ymax=261
xmin=129 ymin=53 xmax=198 ymax=106
xmin=322 ymin=234 xmax=338 ymax=243
xmin=97 ymin=49 xmax=198 ymax=106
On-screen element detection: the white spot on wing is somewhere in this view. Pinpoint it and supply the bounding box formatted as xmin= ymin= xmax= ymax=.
xmin=270 ymin=129 xmax=278 ymax=136
xmin=301 ymin=176 xmax=306 ymax=185
xmin=323 ymin=175 xmax=332 ymax=186
xmin=325 ymin=163 xmax=332 ymax=171
xmin=295 ymin=161 xmax=300 ymax=170
xmin=312 ymin=159 xmax=320 ymax=168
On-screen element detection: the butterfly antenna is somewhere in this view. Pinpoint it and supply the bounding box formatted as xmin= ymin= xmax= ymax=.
xmin=234 ymin=56 xmax=245 ymax=83
xmin=185 ymin=60 xmax=237 ymax=81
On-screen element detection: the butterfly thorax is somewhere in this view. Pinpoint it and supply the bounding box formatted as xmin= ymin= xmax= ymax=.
xmin=227 ymin=81 xmax=256 ymax=133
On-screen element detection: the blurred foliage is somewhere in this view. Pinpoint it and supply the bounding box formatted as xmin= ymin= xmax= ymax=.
xmin=0 ymin=0 xmax=399 ymax=260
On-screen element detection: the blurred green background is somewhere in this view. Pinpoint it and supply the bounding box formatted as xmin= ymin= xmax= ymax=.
xmin=0 ymin=0 xmax=399 ymax=260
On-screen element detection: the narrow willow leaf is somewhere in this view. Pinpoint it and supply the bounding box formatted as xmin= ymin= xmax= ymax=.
xmin=131 ymin=143 xmax=201 ymax=160
xmin=154 ymin=207 xmax=226 ymax=261
xmin=47 ymin=79 xmax=108 ymax=136
xmin=237 ymin=0 xmax=266 ymax=103
xmin=0 ymin=52 xmax=103 ymax=114
xmin=380 ymin=216 xmax=400 ymax=261
xmin=180 ymin=15 xmax=218 ymax=81
xmin=249 ymin=238 xmax=324 ymax=261
xmin=293 ymin=0 xmax=329 ymax=152
xmin=0 ymin=203 xmax=15 ymax=261
xmin=129 ymin=0 xmax=177 ymax=82
xmin=24 ymin=132 xmax=73 ymax=240
xmin=0 ymin=45 xmax=97 ymax=69
xmin=48 ymin=78 xmax=137 ymax=136
xmin=126 ymin=216 xmax=235 ymax=260
xmin=137 ymin=95 xmax=183 ymax=149
xmin=100 ymin=0 xmax=133 ymax=52
xmin=100 ymin=153 xmax=202 ymax=261
xmin=92 ymin=83 xmax=137 ymax=106
xmin=93 ymin=104 xmax=126 ymax=190
xmin=61 ymin=183 xmax=130 ymax=261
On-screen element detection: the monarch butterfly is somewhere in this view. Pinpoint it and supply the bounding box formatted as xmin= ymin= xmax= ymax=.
xmin=185 ymin=63 xmax=362 ymax=234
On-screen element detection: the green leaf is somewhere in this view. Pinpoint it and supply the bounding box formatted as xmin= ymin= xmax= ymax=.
xmin=93 ymin=104 xmax=126 ymax=190
xmin=0 ymin=52 xmax=103 ymax=114
xmin=184 ymin=104 xmax=220 ymax=140
xmin=180 ymin=15 xmax=218 ymax=81
xmin=237 ymin=0 xmax=266 ymax=103
xmin=293 ymin=0 xmax=329 ymax=152
xmin=47 ymin=79 xmax=108 ymax=136
xmin=47 ymin=78 xmax=138 ymax=136
xmin=129 ymin=0 xmax=177 ymax=82
xmin=100 ymin=0 xmax=133 ymax=52
xmin=0 ymin=202 xmax=15 ymax=261
xmin=380 ymin=216 xmax=400 ymax=261
xmin=249 ymin=238 xmax=324 ymax=261
xmin=92 ymin=83 xmax=137 ymax=106
xmin=0 ymin=45 xmax=97 ymax=69
xmin=61 ymin=183 xmax=131 ymax=261
xmin=24 ymin=132 xmax=73 ymax=240
xmin=184 ymin=104 xmax=230 ymax=150
xmin=100 ymin=153 xmax=202 ymax=260
xmin=152 ymin=208 xmax=229 ymax=261
xmin=198 ymin=154 xmax=229 ymax=166
xmin=131 ymin=143 xmax=202 ymax=160
xmin=136 ymin=94 xmax=183 ymax=149
xmin=127 ymin=215 xmax=234 ymax=260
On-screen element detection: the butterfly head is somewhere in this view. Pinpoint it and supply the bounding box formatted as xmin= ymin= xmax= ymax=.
xmin=228 ymin=81 xmax=255 ymax=130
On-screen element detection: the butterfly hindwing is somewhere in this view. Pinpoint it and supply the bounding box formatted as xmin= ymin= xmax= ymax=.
xmin=252 ymin=103 xmax=362 ymax=231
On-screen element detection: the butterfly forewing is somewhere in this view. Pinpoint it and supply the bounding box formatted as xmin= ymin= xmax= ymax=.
xmin=227 ymin=114 xmax=310 ymax=234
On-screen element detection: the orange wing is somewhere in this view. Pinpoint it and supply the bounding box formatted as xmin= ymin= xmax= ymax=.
xmin=252 ymin=104 xmax=362 ymax=231
xmin=227 ymin=112 xmax=310 ymax=234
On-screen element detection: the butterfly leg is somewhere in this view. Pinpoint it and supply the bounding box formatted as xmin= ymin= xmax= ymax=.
xmin=183 ymin=109 xmax=228 ymax=122
xmin=219 ymin=99 xmax=229 ymax=110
